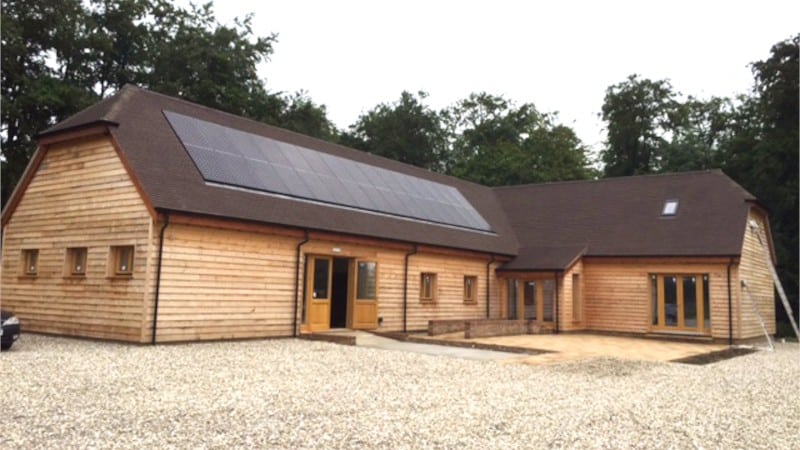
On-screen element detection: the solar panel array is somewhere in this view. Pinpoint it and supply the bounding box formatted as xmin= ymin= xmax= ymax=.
xmin=165 ymin=111 xmax=492 ymax=232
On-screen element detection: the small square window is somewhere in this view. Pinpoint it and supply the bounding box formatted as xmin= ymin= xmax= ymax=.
xmin=662 ymin=199 xmax=679 ymax=216
xmin=67 ymin=247 xmax=88 ymax=276
xmin=111 ymin=246 xmax=134 ymax=276
xmin=22 ymin=249 xmax=39 ymax=276
xmin=464 ymin=276 xmax=478 ymax=304
xmin=420 ymin=273 xmax=437 ymax=303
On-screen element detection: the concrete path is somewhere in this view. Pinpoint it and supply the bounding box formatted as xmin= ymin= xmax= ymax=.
xmin=352 ymin=331 xmax=526 ymax=361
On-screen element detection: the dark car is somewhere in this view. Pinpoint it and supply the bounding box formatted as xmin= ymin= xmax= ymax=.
xmin=1 ymin=310 xmax=20 ymax=351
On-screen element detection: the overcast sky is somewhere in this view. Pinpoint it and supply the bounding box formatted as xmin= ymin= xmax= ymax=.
xmin=201 ymin=0 xmax=798 ymax=150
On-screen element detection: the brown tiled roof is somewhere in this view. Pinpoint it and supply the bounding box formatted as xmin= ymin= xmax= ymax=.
xmin=33 ymin=86 xmax=760 ymax=268
xmin=40 ymin=85 xmax=520 ymax=255
xmin=493 ymin=170 xmax=756 ymax=269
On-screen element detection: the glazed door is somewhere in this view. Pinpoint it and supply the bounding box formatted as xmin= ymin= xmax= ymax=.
xmin=651 ymin=274 xmax=709 ymax=333
xmin=306 ymin=256 xmax=333 ymax=332
xmin=350 ymin=260 xmax=378 ymax=329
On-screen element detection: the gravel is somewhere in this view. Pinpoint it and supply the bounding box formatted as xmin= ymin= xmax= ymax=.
xmin=1 ymin=335 xmax=798 ymax=449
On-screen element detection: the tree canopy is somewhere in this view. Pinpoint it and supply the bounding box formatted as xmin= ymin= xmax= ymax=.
xmin=599 ymin=35 xmax=799 ymax=329
xmin=1 ymin=0 xmax=333 ymax=205
xmin=339 ymin=91 xmax=447 ymax=171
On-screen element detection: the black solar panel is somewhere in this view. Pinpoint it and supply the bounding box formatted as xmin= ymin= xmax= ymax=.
xmin=165 ymin=111 xmax=492 ymax=232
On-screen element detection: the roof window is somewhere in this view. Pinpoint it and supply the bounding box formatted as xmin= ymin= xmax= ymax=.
xmin=662 ymin=199 xmax=679 ymax=216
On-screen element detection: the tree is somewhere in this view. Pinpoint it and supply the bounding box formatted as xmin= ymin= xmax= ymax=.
xmin=340 ymin=91 xmax=446 ymax=171
xmin=445 ymin=93 xmax=594 ymax=186
xmin=659 ymin=96 xmax=736 ymax=172
xmin=600 ymin=75 xmax=681 ymax=176
xmin=1 ymin=0 xmax=333 ymax=206
xmin=721 ymin=35 xmax=799 ymax=326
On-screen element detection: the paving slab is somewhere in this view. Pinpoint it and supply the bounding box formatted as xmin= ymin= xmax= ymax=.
xmin=351 ymin=331 xmax=526 ymax=361
xmin=416 ymin=332 xmax=729 ymax=364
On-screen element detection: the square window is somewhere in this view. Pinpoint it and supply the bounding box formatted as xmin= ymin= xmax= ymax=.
xmin=662 ymin=199 xmax=679 ymax=216
xmin=22 ymin=249 xmax=39 ymax=276
xmin=111 ymin=246 xmax=134 ymax=276
xmin=420 ymin=273 xmax=437 ymax=303
xmin=463 ymin=276 xmax=478 ymax=303
xmin=67 ymin=247 xmax=88 ymax=276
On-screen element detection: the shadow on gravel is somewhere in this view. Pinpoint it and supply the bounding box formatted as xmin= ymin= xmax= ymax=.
xmin=671 ymin=347 xmax=759 ymax=365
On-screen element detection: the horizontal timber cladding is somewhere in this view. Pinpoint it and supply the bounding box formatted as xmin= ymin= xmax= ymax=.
xmin=737 ymin=209 xmax=776 ymax=339
xmin=154 ymin=223 xmax=300 ymax=342
xmin=404 ymin=254 xmax=499 ymax=331
xmin=0 ymin=136 xmax=153 ymax=342
xmin=581 ymin=259 xmax=732 ymax=339
xmin=151 ymin=220 xmax=501 ymax=341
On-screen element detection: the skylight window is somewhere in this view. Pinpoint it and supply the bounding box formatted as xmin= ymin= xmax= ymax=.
xmin=662 ymin=200 xmax=679 ymax=216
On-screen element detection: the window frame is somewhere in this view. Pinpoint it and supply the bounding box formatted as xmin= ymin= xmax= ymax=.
xmin=571 ymin=273 xmax=581 ymax=321
xmin=463 ymin=275 xmax=478 ymax=304
xmin=649 ymin=272 xmax=710 ymax=333
xmin=420 ymin=272 xmax=437 ymax=303
xmin=22 ymin=249 xmax=39 ymax=276
xmin=356 ymin=260 xmax=378 ymax=301
xmin=662 ymin=199 xmax=679 ymax=216
xmin=66 ymin=247 xmax=88 ymax=277
xmin=110 ymin=245 xmax=135 ymax=277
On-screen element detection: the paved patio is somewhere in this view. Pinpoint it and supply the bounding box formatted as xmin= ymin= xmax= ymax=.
xmin=415 ymin=332 xmax=730 ymax=365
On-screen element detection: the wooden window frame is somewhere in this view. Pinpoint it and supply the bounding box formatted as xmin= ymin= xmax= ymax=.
xmin=650 ymin=273 xmax=710 ymax=334
xmin=21 ymin=249 xmax=39 ymax=277
xmin=66 ymin=247 xmax=88 ymax=277
xmin=110 ymin=245 xmax=135 ymax=277
xmin=420 ymin=272 xmax=437 ymax=303
xmin=356 ymin=260 xmax=378 ymax=301
xmin=463 ymin=275 xmax=478 ymax=304
xmin=571 ymin=273 xmax=581 ymax=321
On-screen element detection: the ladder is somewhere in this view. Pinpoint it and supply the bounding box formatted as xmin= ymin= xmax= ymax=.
xmin=748 ymin=221 xmax=800 ymax=341
xmin=741 ymin=280 xmax=774 ymax=350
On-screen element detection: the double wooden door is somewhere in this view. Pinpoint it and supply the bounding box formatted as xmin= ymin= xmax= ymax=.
xmin=305 ymin=256 xmax=378 ymax=332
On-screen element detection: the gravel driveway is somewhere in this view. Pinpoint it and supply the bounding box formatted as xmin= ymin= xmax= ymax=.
xmin=2 ymin=335 xmax=798 ymax=449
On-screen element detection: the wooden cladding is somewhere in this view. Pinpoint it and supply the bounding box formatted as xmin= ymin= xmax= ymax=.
xmin=0 ymin=136 xmax=152 ymax=342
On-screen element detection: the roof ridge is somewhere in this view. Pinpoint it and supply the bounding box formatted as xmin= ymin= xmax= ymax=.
xmin=492 ymin=169 xmax=725 ymax=191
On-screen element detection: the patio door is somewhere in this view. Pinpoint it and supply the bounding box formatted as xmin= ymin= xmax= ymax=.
xmin=306 ymin=256 xmax=333 ymax=332
xmin=651 ymin=274 xmax=710 ymax=333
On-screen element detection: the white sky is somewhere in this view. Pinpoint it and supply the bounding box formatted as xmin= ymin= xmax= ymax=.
xmin=202 ymin=0 xmax=798 ymax=150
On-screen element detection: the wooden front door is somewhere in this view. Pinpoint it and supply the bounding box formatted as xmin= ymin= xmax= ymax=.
xmin=350 ymin=260 xmax=378 ymax=329
xmin=306 ymin=256 xmax=333 ymax=332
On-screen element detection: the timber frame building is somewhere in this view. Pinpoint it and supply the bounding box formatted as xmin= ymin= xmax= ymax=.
xmin=1 ymin=86 xmax=776 ymax=344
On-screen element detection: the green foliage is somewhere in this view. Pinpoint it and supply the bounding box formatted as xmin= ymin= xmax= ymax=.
xmin=1 ymin=0 xmax=333 ymax=206
xmin=600 ymin=75 xmax=681 ymax=176
xmin=446 ymin=93 xmax=595 ymax=185
xmin=599 ymin=34 xmax=799 ymax=321
xmin=721 ymin=35 xmax=799 ymax=316
xmin=340 ymin=91 xmax=447 ymax=171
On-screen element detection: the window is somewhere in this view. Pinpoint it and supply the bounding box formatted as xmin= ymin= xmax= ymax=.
xmin=356 ymin=261 xmax=377 ymax=300
xmin=22 ymin=249 xmax=39 ymax=276
xmin=111 ymin=246 xmax=134 ymax=276
xmin=507 ymin=279 xmax=519 ymax=320
xmin=650 ymin=273 xmax=710 ymax=332
xmin=662 ymin=199 xmax=679 ymax=216
xmin=67 ymin=247 xmax=88 ymax=276
xmin=420 ymin=273 xmax=437 ymax=303
xmin=572 ymin=274 xmax=581 ymax=321
xmin=463 ymin=276 xmax=477 ymax=303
